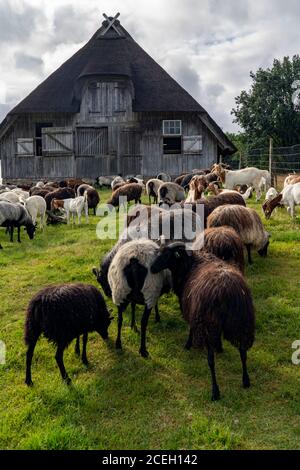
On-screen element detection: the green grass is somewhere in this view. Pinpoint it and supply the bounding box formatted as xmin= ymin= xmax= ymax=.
xmin=1 ymin=189 xmax=300 ymax=450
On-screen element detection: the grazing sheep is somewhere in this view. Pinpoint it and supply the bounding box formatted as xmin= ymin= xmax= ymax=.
xmin=45 ymin=187 xmax=75 ymax=210
xmin=146 ymin=179 xmax=162 ymax=204
xmin=29 ymin=188 xmax=52 ymax=198
xmin=262 ymin=183 xmax=300 ymax=219
xmin=158 ymin=182 xmax=185 ymax=205
xmin=52 ymin=192 xmax=89 ymax=225
xmin=111 ymin=176 xmax=125 ymax=190
xmin=174 ymin=174 xmax=188 ymax=186
xmin=0 ymin=192 xmax=20 ymax=204
xmin=0 ymin=201 xmax=35 ymax=243
xmin=108 ymin=239 xmax=171 ymax=357
xmin=207 ymin=205 xmax=270 ymax=264
xmin=11 ymin=189 xmax=30 ymax=200
xmin=24 ymin=283 xmax=112 ymax=386
xmin=207 ymin=182 xmax=253 ymax=201
xmin=65 ymin=178 xmax=85 ymax=190
xmin=107 ymin=183 xmax=143 ymax=210
xmin=182 ymin=191 xmax=246 ymax=228
xmin=197 ymin=226 xmax=245 ymax=273
xmin=24 ymin=196 xmax=47 ymax=230
xmin=151 ymin=244 xmax=255 ymax=401
xmin=157 ymin=173 xmax=171 ymax=182
xmin=77 ymin=185 xmax=100 ymax=215
xmin=96 ymin=176 xmax=114 ymax=188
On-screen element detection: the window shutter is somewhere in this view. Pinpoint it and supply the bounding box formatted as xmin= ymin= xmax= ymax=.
xmin=183 ymin=135 xmax=203 ymax=154
xmin=16 ymin=138 xmax=34 ymax=156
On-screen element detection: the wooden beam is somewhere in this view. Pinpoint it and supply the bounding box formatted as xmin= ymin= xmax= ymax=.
xmin=101 ymin=13 xmax=121 ymax=36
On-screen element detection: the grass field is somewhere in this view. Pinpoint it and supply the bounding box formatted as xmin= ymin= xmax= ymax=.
xmin=1 ymin=189 xmax=300 ymax=450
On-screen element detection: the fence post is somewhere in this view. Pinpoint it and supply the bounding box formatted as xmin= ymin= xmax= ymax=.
xmin=269 ymin=137 xmax=274 ymax=186
xmin=239 ymin=152 xmax=242 ymax=169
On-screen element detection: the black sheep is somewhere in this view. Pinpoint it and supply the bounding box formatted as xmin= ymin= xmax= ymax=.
xmin=151 ymin=244 xmax=255 ymax=401
xmin=25 ymin=283 xmax=112 ymax=386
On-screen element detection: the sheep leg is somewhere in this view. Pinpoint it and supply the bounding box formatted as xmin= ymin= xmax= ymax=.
xmin=130 ymin=302 xmax=139 ymax=333
xmin=239 ymin=348 xmax=250 ymax=388
xmin=246 ymin=244 xmax=252 ymax=264
xmin=75 ymin=337 xmax=80 ymax=357
xmin=139 ymin=306 xmax=152 ymax=358
xmin=81 ymin=333 xmax=89 ymax=365
xmin=17 ymin=226 xmax=21 ymax=243
xmin=25 ymin=337 xmax=38 ymax=386
xmin=207 ymin=345 xmax=220 ymax=401
xmin=55 ymin=345 xmax=71 ymax=384
xmin=185 ymin=329 xmax=193 ymax=350
xmin=10 ymin=226 xmax=14 ymax=243
xmin=116 ymin=302 xmax=129 ymax=350
xmin=154 ymin=304 xmax=161 ymax=323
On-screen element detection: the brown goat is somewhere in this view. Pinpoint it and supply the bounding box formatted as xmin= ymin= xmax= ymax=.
xmin=45 ymin=187 xmax=75 ymax=210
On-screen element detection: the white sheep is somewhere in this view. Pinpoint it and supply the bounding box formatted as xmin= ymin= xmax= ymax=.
xmin=158 ymin=182 xmax=185 ymax=205
xmin=24 ymin=196 xmax=47 ymax=230
xmin=146 ymin=179 xmax=163 ymax=204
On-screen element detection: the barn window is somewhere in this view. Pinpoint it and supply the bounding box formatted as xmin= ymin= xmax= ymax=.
xmin=35 ymin=123 xmax=53 ymax=156
xmin=162 ymin=120 xmax=182 ymax=154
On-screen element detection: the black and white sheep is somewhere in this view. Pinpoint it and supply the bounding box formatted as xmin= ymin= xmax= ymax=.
xmin=158 ymin=182 xmax=185 ymax=205
xmin=151 ymin=244 xmax=255 ymax=401
xmin=108 ymin=239 xmax=172 ymax=357
xmin=0 ymin=201 xmax=36 ymax=243
xmin=25 ymin=283 xmax=112 ymax=386
xmin=146 ymin=179 xmax=163 ymax=204
xmin=207 ymin=204 xmax=270 ymax=264
xmin=157 ymin=172 xmax=171 ymax=182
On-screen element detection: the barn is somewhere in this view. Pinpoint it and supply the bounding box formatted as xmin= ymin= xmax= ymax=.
xmin=0 ymin=13 xmax=236 ymax=184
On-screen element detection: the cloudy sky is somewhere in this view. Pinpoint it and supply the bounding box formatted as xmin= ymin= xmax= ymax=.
xmin=0 ymin=0 xmax=299 ymax=131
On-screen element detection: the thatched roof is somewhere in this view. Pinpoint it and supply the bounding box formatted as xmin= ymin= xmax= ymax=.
xmin=2 ymin=15 xmax=235 ymax=152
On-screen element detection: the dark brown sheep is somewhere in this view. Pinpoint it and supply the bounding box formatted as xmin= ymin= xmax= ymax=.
xmin=29 ymin=188 xmax=52 ymax=198
xmin=45 ymin=187 xmax=75 ymax=210
xmin=77 ymin=185 xmax=100 ymax=215
xmin=200 ymin=226 xmax=245 ymax=273
xmin=182 ymin=191 xmax=246 ymax=227
xmin=151 ymin=245 xmax=255 ymax=401
xmin=25 ymin=283 xmax=112 ymax=386
xmin=107 ymin=183 xmax=143 ymax=209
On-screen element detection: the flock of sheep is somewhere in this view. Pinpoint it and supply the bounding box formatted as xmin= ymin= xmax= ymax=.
xmin=1 ymin=163 xmax=300 ymax=401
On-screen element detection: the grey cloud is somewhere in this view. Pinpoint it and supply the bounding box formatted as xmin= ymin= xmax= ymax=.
xmin=53 ymin=5 xmax=97 ymax=44
xmin=0 ymin=1 xmax=45 ymax=43
xmin=15 ymin=52 xmax=44 ymax=72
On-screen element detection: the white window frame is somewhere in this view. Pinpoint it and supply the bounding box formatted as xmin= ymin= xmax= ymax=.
xmin=162 ymin=120 xmax=182 ymax=136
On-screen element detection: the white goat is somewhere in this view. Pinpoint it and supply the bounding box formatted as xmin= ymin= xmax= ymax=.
xmin=263 ymin=183 xmax=300 ymax=218
xmin=52 ymin=192 xmax=89 ymax=225
xmin=24 ymin=196 xmax=47 ymax=230
xmin=217 ymin=166 xmax=271 ymax=201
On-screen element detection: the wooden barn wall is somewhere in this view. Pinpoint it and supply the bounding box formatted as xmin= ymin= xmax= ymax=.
xmin=1 ymin=113 xmax=76 ymax=180
xmin=139 ymin=112 xmax=218 ymax=176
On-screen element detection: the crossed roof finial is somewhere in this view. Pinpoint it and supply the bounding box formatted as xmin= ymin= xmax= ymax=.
xmin=101 ymin=13 xmax=121 ymax=36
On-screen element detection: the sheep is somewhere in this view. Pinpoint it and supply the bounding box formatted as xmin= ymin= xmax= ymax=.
xmin=66 ymin=178 xmax=85 ymax=190
xmin=96 ymin=176 xmax=114 ymax=188
xmin=24 ymin=283 xmax=112 ymax=386
xmin=146 ymin=179 xmax=163 ymax=204
xmin=214 ymin=165 xmax=271 ymax=200
xmin=24 ymin=196 xmax=47 ymax=230
xmin=151 ymin=244 xmax=255 ymax=401
xmin=52 ymin=192 xmax=89 ymax=225
xmin=108 ymin=239 xmax=172 ymax=357
xmin=185 ymin=176 xmax=208 ymax=202
xmin=207 ymin=182 xmax=253 ymax=201
xmin=0 ymin=192 xmax=20 ymax=204
xmin=158 ymin=182 xmax=185 ymax=206
xmin=77 ymin=185 xmax=100 ymax=215
xmin=11 ymin=188 xmax=30 ymax=200
xmin=262 ymin=183 xmax=300 ymax=219
xmin=157 ymin=173 xmax=171 ymax=182
xmin=30 ymin=188 xmax=52 ymax=198
xmin=107 ymin=183 xmax=143 ymax=210
xmin=174 ymin=174 xmax=188 ymax=185
xmin=111 ymin=176 xmax=125 ymax=190
xmin=284 ymin=174 xmax=300 ymax=187
xmin=45 ymin=187 xmax=75 ymax=210
xmin=196 ymin=226 xmax=245 ymax=273
xmin=207 ymin=205 xmax=270 ymax=264
xmin=0 ymin=201 xmax=35 ymax=243
xmin=182 ymin=191 xmax=246 ymax=228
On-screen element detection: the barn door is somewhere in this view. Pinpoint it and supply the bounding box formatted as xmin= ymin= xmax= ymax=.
xmin=76 ymin=128 xmax=108 ymax=156
xmin=16 ymin=138 xmax=34 ymax=156
xmin=120 ymin=129 xmax=142 ymax=175
xmin=42 ymin=127 xmax=74 ymax=155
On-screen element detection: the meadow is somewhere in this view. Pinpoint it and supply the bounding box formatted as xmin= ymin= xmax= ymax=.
xmin=0 ymin=188 xmax=300 ymax=450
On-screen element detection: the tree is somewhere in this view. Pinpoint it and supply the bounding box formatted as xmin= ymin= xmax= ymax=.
xmin=232 ymin=55 xmax=300 ymax=149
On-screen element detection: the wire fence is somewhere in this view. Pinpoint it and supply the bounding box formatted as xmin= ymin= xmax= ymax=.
xmin=225 ymin=143 xmax=300 ymax=186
